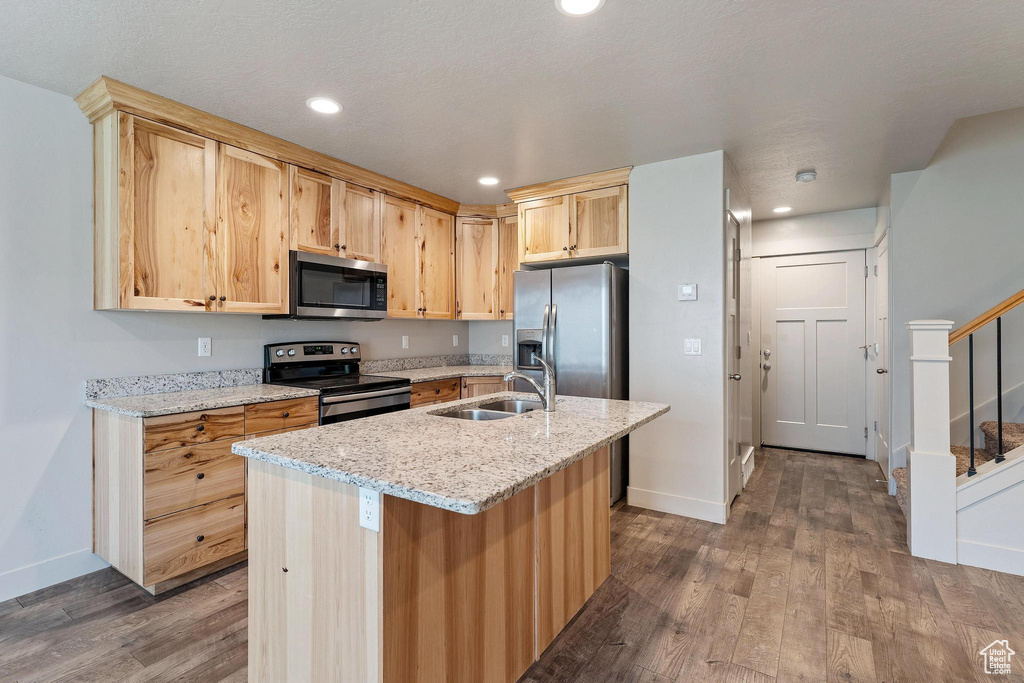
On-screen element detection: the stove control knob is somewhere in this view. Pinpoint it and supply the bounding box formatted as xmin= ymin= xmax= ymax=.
xmin=350 ymin=346 xmax=358 ymax=355
xmin=339 ymin=347 xmax=349 ymax=354
xmin=287 ymin=349 xmax=296 ymax=357
xmin=275 ymin=349 xmax=285 ymax=357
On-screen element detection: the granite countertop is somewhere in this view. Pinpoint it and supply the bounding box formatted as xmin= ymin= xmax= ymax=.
xmin=381 ymin=365 xmax=513 ymax=383
xmin=86 ymin=384 xmax=321 ymax=418
xmin=234 ymin=392 xmax=669 ymax=515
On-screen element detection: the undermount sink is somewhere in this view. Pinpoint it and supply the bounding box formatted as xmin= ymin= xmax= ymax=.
xmin=476 ymin=399 xmax=542 ymax=414
xmin=439 ymin=408 xmax=517 ymax=421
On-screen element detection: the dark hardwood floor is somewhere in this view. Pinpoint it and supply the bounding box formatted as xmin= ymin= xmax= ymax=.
xmin=3 ymin=448 xmax=1023 ymax=682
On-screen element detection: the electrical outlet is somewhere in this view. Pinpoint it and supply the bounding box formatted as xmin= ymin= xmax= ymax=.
xmin=198 ymin=337 xmax=211 ymax=357
xmin=453 ymin=334 xmax=459 ymax=347
xmin=359 ymin=487 xmax=380 ymax=532
xmin=402 ymin=335 xmax=409 ymax=349
xmin=502 ymin=334 xmax=509 ymax=347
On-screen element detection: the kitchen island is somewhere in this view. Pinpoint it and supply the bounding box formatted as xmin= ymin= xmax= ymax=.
xmin=234 ymin=392 xmax=668 ymax=683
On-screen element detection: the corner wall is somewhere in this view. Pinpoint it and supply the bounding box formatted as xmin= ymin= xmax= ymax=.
xmin=0 ymin=74 xmax=472 ymax=601
xmin=627 ymin=151 xmax=728 ymax=523
xmin=891 ymin=107 xmax=1024 ymax=465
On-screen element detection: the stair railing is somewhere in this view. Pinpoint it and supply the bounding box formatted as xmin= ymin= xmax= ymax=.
xmin=948 ymin=288 xmax=1024 ymax=476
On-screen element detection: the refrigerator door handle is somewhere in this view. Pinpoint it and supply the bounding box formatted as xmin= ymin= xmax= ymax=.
xmin=547 ymin=303 xmax=557 ymax=372
xmin=540 ymin=304 xmax=550 ymax=369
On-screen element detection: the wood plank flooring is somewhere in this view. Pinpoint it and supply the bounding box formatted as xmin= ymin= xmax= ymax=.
xmin=4 ymin=448 xmax=1024 ymax=682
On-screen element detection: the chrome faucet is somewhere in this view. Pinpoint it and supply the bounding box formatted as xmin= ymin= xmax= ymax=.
xmin=504 ymin=353 xmax=556 ymax=412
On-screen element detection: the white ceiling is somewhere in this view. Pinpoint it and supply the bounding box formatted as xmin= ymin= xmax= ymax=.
xmin=3 ymin=0 xmax=1024 ymax=218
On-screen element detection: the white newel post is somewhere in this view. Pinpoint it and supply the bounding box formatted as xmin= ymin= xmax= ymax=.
xmin=906 ymin=320 xmax=957 ymax=563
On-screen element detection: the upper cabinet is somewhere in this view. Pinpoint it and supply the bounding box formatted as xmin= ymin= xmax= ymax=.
xmin=497 ymin=214 xmax=517 ymax=320
xmin=215 ymin=145 xmax=288 ymax=313
xmin=289 ymin=166 xmax=338 ymax=256
xmin=338 ymin=183 xmax=381 ymax=262
xmin=382 ymin=196 xmax=455 ymax=319
xmin=455 ymin=217 xmax=499 ymax=320
xmin=508 ymin=167 xmax=631 ymax=265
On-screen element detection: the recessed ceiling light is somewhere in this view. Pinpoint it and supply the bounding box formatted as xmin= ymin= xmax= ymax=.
xmin=556 ymin=0 xmax=606 ymax=16
xmin=795 ymin=170 xmax=817 ymax=183
xmin=478 ymin=176 xmax=500 ymax=186
xmin=306 ymin=97 xmax=342 ymax=114
xmin=773 ymin=206 xmax=793 ymax=214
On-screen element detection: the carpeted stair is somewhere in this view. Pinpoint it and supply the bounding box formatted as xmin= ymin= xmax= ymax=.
xmin=891 ymin=419 xmax=1024 ymax=517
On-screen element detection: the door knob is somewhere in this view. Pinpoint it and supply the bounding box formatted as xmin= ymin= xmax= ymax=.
xmin=876 ymin=368 xmax=888 ymax=374
xmin=729 ymin=374 xmax=742 ymax=381
xmin=763 ymin=362 xmax=772 ymax=371
xmin=763 ymin=349 xmax=771 ymax=359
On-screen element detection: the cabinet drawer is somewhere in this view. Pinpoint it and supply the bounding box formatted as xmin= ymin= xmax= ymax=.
xmin=144 ymin=406 xmax=244 ymax=453
xmin=144 ymin=440 xmax=244 ymax=520
xmin=143 ymin=495 xmax=245 ymax=586
xmin=410 ymin=378 xmax=461 ymax=407
xmin=244 ymin=397 xmax=319 ymax=434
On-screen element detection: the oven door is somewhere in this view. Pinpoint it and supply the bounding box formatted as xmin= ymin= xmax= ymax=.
xmin=292 ymin=251 xmax=388 ymax=320
xmin=320 ymin=386 xmax=412 ymax=424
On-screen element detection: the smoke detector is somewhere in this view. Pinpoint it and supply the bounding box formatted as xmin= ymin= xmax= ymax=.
xmin=795 ymin=170 xmax=817 ymax=183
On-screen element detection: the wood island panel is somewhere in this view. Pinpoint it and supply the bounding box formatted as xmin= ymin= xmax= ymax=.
xmin=382 ymin=487 xmax=535 ymax=683
xmin=535 ymin=446 xmax=611 ymax=654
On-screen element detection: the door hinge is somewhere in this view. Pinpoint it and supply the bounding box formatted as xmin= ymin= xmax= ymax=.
xmin=873 ymin=265 xmax=878 ymax=276
xmin=864 ymin=265 xmax=869 ymax=277
xmin=865 ymin=427 xmax=869 ymax=439
xmin=737 ymin=345 xmax=742 ymax=360
xmin=874 ymin=420 xmax=878 ymax=432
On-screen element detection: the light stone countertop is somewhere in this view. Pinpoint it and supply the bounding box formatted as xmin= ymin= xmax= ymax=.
xmin=233 ymin=392 xmax=670 ymax=515
xmin=380 ymin=365 xmax=513 ymax=383
xmin=85 ymin=384 xmax=321 ymax=417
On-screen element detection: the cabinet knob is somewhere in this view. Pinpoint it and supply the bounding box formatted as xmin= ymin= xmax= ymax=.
xmin=196 ymin=535 xmax=205 ymax=543
xmin=196 ymin=424 xmax=205 ymax=432
xmin=563 ymin=246 xmax=568 ymax=251
xmin=219 ymin=296 xmax=226 ymax=302
xmin=334 ymin=243 xmax=340 ymax=250
xmin=282 ymin=411 xmax=290 ymax=418
xmin=209 ymin=295 xmax=216 ymax=301
xmin=196 ymin=472 xmax=205 ymax=480
xmin=340 ymin=244 xmax=347 ymax=250
xmin=500 ymin=309 xmax=504 ymax=315
xmin=435 ymin=388 xmax=441 ymax=394
xmin=184 ymin=452 xmax=192 ymax=459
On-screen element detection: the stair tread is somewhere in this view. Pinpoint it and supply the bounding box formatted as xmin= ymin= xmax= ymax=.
xmin=952 ymin=444 xmax=994 ymax=476
xmin=979 ymin=420 xmax=1024 ymax=454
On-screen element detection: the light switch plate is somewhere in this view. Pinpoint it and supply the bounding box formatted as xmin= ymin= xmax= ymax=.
xmin=198 ymin=337 xmax=211 ymax=357
xmin=358 ymin=487 xmax=380 ymax=532
xmin=453 ymin=334 xmax=459 ymax=347
xmin=402 ymin=335 xmax=409 ymax=349
xmin=677 ymin=284 xmax=698 ymax=301
xmin=684 ymin=338 xmax=702 ymax=356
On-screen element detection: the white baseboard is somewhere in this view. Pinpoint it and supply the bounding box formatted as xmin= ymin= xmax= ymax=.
xmin=627 ymin=486 xmax=727 ymax=524
xmin=0 ymin=549 xmax=108 ymax=602
xmin=958 ymin=539 xmax=1024 ymax=577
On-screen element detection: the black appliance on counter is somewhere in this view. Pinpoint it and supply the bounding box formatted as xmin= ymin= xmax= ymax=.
xmin=263 ymin=341 xmax=411 ymax=425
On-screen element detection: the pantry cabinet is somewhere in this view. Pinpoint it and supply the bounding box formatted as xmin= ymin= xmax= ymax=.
xmin=455 ymin=217 xmax=499 ymax=320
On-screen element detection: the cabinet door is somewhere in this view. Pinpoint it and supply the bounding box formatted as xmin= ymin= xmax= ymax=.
xmin=518 ymin=195 xmax=570 ymax=263
xmin=417 ymin=207 xmax=455 ymax=319
xmin=380 ymin=194 xmax=419 ymax=318
xmin=497 ymin=215 xmax=518 ymax=320
xmin=289 ymin=165 xmax=338 ymax=256
xmin=123 ymin=115 xmax=216 ymax=311
xmin=461 ymin=376 xmax=510 ymax=399
xmin=339 ymin=183 xmax=381 ymax=262
xmin=569 ymin=185 xmax=627 ymax=258
xmin=215 ymin=145 xmax=288 ymax=313
xmin=455 ymin=217 xmax=498 ymax=320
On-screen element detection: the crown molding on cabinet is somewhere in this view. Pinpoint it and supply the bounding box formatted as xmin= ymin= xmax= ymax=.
xmin=456 ymin=202 xmax=518 ymax=219
xmin=505 ymin=167 xmax=632 ymax=203
xmin=74 ymin=76 xmax=461 ymax=215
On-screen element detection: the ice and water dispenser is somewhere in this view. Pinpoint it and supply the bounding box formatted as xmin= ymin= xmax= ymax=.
xmin=515 ymin=329 xmax=544 ymax=371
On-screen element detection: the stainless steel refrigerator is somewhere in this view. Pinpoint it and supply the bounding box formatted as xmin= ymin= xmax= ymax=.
xmin=513 ymin=263 xmax=628 ymax=503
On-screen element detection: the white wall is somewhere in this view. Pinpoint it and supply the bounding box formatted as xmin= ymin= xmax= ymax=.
xmin=0 ymin=75 xmax=473 ymax=600
xmin=752 ymin=207 xmax=876 ymax=257
xmin=891 ymin=107 xmax=1024 ymax=465
xmin=467 ymin=320 xmax=514 ymax=356
xmin=627 ymin=151 xmax=729 ymax=523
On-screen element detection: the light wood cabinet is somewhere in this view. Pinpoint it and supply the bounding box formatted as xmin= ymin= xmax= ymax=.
xmin=289 ymin=165 xmax=339 ymax=256
xmin=455 ymin=218 xmax=499 ymax=320
xmin=215 ymin=144 xmax=288 ymax=313
xmin=339 ymin=183 xmax=381 ymax=262
xmin=382 ymin=196 xmax=455 ymax=319
xmin=498 ymin=215 xmax=518 ymax=320
xmin=518 ymin=196 xmax=571 ymax=263
xmin=410 ymin=378 xmax=462 ymax=407
xmin=461 ymin=376 xmax=511 ymax=399
xmin=570 ymin=185 xmax=628 ymax=258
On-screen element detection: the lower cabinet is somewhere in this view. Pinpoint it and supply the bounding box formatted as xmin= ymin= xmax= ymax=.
xmin=411 ymin=378 xmax=462 ymax=408
xmin=461 ymin=376 xmax=511 ymax=399
xmin=93 ymin=396 xmax=318 ymax=594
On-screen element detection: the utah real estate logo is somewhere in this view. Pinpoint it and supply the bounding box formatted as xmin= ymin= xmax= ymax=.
xmin=980 ymin=640 xmax=1015 ymax=675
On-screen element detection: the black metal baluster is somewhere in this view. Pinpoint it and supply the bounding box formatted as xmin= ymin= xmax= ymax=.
xmin=968 ymin=333 xmax=977 ymax=476
xmin=997 ymin=316 xmax=1005 ymax=463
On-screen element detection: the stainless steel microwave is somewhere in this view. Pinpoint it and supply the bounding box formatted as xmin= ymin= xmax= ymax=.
xmin=267 ymin=251 xmax=388 ymax=321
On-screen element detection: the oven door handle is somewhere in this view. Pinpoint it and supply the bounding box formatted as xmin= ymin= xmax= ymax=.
xmin=321 ymin=386 xmax=412 ymax=404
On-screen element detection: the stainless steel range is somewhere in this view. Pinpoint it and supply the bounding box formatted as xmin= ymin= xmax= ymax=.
xmin=263 ymin=342 xmax=411 ymax=425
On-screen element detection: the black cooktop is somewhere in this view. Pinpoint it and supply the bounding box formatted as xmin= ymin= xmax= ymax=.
xmin=269 ymin=374 xmax=410 ymax=396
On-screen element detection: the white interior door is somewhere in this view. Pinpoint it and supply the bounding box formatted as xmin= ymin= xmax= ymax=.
xmin=874 ymin=235 xmax=890 ymax=477
xmin=760 ymin=250 xmax=867 ymax=455
xmin=726 ymin=210 xmax=742 ymax=503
